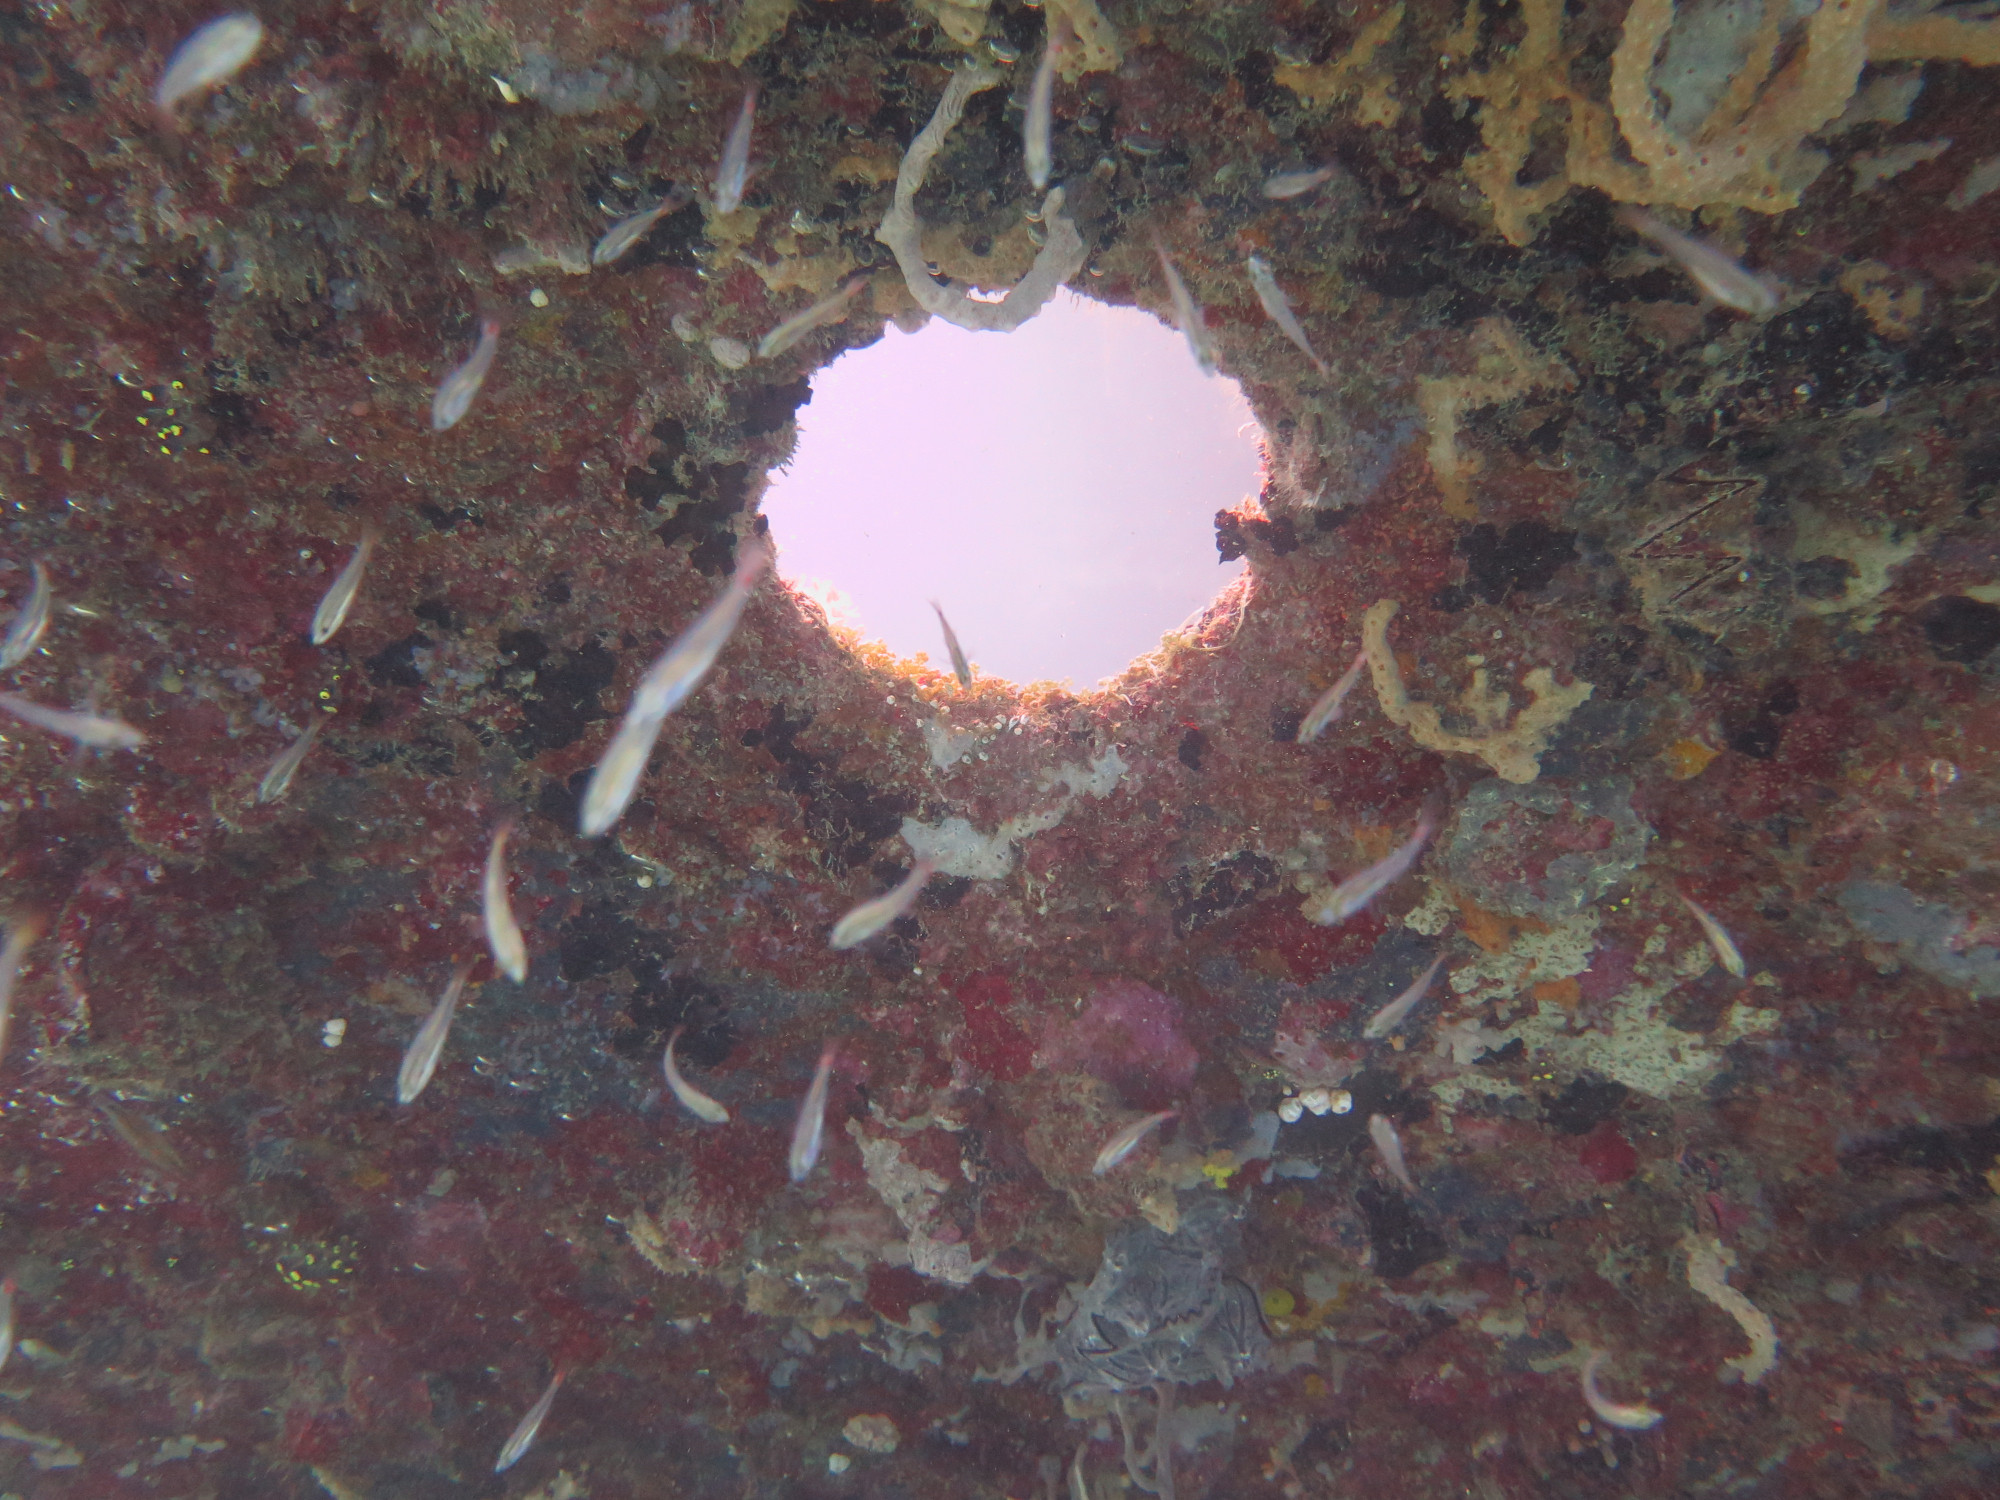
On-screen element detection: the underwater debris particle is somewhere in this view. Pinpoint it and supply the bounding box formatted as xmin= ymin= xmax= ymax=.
xmin=1661 ymin=737 xmax=1720 ymax=779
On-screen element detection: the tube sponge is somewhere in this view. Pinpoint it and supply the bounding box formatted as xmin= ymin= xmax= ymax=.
xmin=875 ymin=64 xmax=1089 ymax=334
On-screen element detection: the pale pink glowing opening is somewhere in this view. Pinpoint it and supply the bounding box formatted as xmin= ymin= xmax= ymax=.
xmin=761 ymin=290 xmax=1264 ymax=689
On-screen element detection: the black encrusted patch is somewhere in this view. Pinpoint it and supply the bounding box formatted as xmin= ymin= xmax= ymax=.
xmin=1840 ymin=1115 xmax=2000 ymax=1194
xmin=1355 ymin=1181 xmax=1446 ymax=1279
xmin=732 ymin=375 xmax=812 ymax=437
xmin=1177 ymin=728 xmax=1208 ymax=771
xmin=560 ymin=906 xmax=666 ymax=984
xmin=1167 ymin=851 xmax=1277 ymax=936
xmin=1215 ymin=510 xmax=1298 ymax=562
xmin=1920 ymin=596 xmax=2000 ymax=665
xmin=363 ymin=632 xmax=431 ymax=689
xmin=755 ymin=703 xmax=911 ymax=873
xmin=1721 ymin=680 xmax=1797 ymax=761
xmin=921 ymin=875 xmax=972 ymax=910
xmin=1794 ymin=555 xmax=1857 ymax=600
xmin=1458 ymin=521 xmax=1578 ymax=605
xmin=500 ymin=633 xmax=617 ymax=756
xmin=661 ymin=462 xmax=755 ymax=575
xmin=1542 ymin=1074 xmax=1629 ymax=1136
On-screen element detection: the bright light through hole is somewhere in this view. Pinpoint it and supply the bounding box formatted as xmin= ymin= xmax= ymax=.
xmin=761 ymin=290 xmax=1265 ymax=690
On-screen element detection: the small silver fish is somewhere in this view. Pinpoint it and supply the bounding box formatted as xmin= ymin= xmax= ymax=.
xmin=1679 ymin=892 xmax=1746 ymax=978
xmin=1024 ymin=19 xmax=1067 ymax=192
xmin=592 ymin=191 xmax=690 ymax=267
xmin=829 ymin=860 xmax=936 ymax=950
xmin=1069 ymin=1444 xmax=1091 ymax=1500
xmin=712 ymin=84 xmax=759 ymax=214
xmin=483 ymin=823 xmax=528 ymax=984
xmin=1245 ymin=254 xmax=1329 ymax=376
xmin=576 ymin=708 xmax=668 ymax=844
xmin=579 ymin=540 xmax=769 ymax=838
xmin=929 ymin=601 xmax=973 ymax=689
xmin=0 ymin=1276 xmax=14 ymax=1374
xmin=494 ymin=1368 xmax=565 ymax=1473
xmin=1305 ymin=803 xmax=1439 ymax=926
xmin=0 ymin=913 xmax=44 ymax=1070
xmin=1581 ymin=1350 xmax=1664 ymax=1431
xmin=1362 ymin=953 xmax=1447 ymax=1040
xmin=1261 ymin=164 xmax=1337 ymax=199
xmin=97 ymin=1095 xmax=188 ymax=1178
xmin=0 ymin=692 xmax=145 ymax=750
xmin=154 ymin=12 xmax=264 ymax=113
xmin=256 ymin=714 xmax=325 ymax=805
xmin=757 ymin=278 xmax=867 ymax=360
xmin=0 ymin=562 xmax=52 ymax=672
xmin=663 ymin=1026 xmax=730 ymax=1124
xmin=1368 ymin=1112 xmax=1415 ymax=1192
xmin=631 ymin=539 xmax=770 ymax=721
xmin=310 ymin=527 xmax=379 ymax=645
xmin=431 ymin=316 xmax=502 ymax=432
xmin=788 ymin=1041 xmax=837 ymax=1183
xmin=1092 ymin=1108 xmax=1176 ymax=1176
xmin=1614 ymin=206 xmax=1781 ymax=317
xmin=397 ymin=962 xmax=473 ymax=1105
xmin=1296 ymin=646 xmax=1367 ymax=743
xmin=1154 ymin=245 xmax=1216 ymax=375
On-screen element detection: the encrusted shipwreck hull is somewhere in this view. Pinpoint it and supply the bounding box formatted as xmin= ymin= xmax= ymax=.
xmin=0 ymin=2 xmax=1998 ymax=1496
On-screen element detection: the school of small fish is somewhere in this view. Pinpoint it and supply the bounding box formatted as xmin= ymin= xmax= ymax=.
xmin=0 ymin=692 xmax=146 ymax=750
xmin=0 ymin=913 xmax=44 ymax=1070
xmin=494 ymin=1369 xmax=565 ymax=1473
xmin=311 ymin=528 xmax=379 ymax=645
xmin=789 ymin=1042 xmax=838 ymax=1183
xmin=711 ymin=85 xmax=759 ymax=214
xmin=397 ymin=962 xmax=473 ymax=1106
xmin=1244 ymin=253 xmax=1330 ymax=376
xmin=1154 ymin=243 xmax=1217 ymax=375
xmin=1361 ymin=952 xmax=1447 ymax=1040
xmin=154 ymin=12 xmax=264 ymax=114
xmin=256 ymin=714 xmax=325 ymax=805
xmin=1614 ymin=205 xmax=1782 ymax=317
xmin=1367 ymin=1112 xmax=1416 ymax=1193
xmin=0 ymin=562 xmax=50 ymax=672
xmin=483 ymin=823 xmax=529 ymax=983
xmin=1092 ymin=1108 xmax=1177 ymax=1176
xmin=930 ymin=601 xmax=974 ymax=688
xmin=579 ymin=538 xmax=769 ymax=838
xmin=662 ymin=1026 xmax=730 ymax=1124
xmin=1679 ymin=891 xmax=1747 ymax=978
xmin=829 ymin=860 xmax=936 ymax=949
xmin=1580 ymin=1349 xmax=1665 ymax=1431
xmin=1024 ymin=17 xmax=1067 ymax=192
xmin=431 ymin=318 xmax=503 ymax=432
xmin=1303 ymin=801 xmax=1439 ymax=927
xmin=1295 ymin=646 xmax=1368 ymax=743
xmin=592 ymin=190 xmax=692 ymax=267
xmin=757 ymin=277 xmax=868 ymax=360
xmin=0 ymin=14 xmax=1811 ymax=1476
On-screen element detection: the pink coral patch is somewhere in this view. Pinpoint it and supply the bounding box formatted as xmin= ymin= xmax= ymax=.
xmin=1035 ymin=978 xmax=1198 ymax=1106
